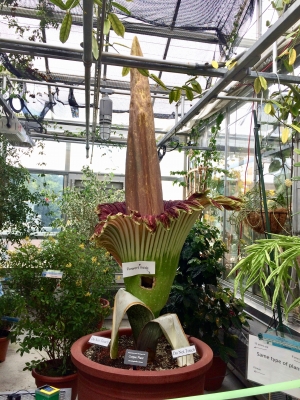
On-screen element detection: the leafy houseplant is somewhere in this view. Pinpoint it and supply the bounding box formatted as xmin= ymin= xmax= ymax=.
xmin=228 ymin=234 xmax=300 ymax=317
xmin=171 ymin=113 xmax=229 ymax=196
xmin=163 ymin=220 xmax=250 ymax=363
xmin=4 ymin=228 xmax=117 ymax=376
xmin=0 ymin=135 xmax=45 ymax=253
xmin=55 ymin=166 xmax=124 ymax=238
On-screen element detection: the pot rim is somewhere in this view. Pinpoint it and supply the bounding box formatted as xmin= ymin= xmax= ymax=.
xmin=71 ymin=327 xmax=213 ymax=383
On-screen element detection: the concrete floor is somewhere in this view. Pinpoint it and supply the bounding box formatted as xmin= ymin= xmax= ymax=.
xmin=0 ymin=320 xmax=257 ymax=400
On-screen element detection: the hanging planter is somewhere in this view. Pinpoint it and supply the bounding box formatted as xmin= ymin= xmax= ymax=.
xmin=244 ymin=207 xmax=288 ymax=234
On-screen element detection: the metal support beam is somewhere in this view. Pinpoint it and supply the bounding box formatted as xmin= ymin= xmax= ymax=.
xmin=0 ymin=38 xmax=227 ymax=78
xmin=82 ymin=0 xmax=94 ymax=158
xmin=157 ymin=0 xmax=300 ymax=147
xmin=248 ymin=71 xmax=300 ymax=84
xmin=6 ymin=76 xmax=169 ymax=95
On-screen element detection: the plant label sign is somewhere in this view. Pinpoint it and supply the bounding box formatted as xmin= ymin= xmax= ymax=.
xmin=122 ymin=261 xmax=155 ymax=278
xmin=42 ymin=270 xmax=63 ymax=279
xmin=248 ymin=334 xmax=300 ymax=397
xmin=124 ymin=349 xmax=148 ymax=366
xmin=172 ymin=345 xmax=196 ymax=358
xmin=88 ymin=335 xmax=111 ymax=347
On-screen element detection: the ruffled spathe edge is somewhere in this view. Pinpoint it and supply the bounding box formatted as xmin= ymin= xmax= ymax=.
xmin=93 ymin=192 xmax=242 ymax=237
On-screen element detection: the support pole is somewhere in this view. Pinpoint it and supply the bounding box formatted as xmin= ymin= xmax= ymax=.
xmin=252 ymin=110 xmax=284 ymax=332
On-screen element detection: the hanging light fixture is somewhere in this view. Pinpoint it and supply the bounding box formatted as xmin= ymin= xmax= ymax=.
xmin=99 ymin=91 xmax=113 ymax=140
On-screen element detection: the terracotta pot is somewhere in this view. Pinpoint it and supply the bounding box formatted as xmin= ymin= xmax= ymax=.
xmin=0 ymin=330 xmax=10 ymax=362
xmin=97 ymin=298 xmax=110 ymax=330
xmin=204 ymin=355 xmax=227 ymax=391
xmin=71 ymin=328 xmax=213 ymax=400
xmin=245 ymin=208 xmax=288 ymax=234
xmin=32 ymin=360 xmax=78 ymax=400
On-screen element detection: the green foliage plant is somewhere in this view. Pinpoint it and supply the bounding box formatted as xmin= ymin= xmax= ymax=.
xmin=163 ymin=220 xmax=250 ymax=363
xmin=55 ymin=166 xmax=124 ymax=238
xmin=175 ymin=219 xmax=226 ymax=288
xmin=0 ymin=287 xmax=24 ymax=333
xmin=0 ymin=135 xmax=45 ymax=253
xmin=228 ymin=234 xmax=300 ymax=317
xmin=171 ymin=114 xmax=229 ymax=196
xmin=4 ymin=229 xmax=117 ymax=376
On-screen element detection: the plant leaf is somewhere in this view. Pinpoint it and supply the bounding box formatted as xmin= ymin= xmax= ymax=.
xmin=122 ymin=66 xmax=130 ymax=76
xmin=289 ymin=48 xmax=297 ymax=65
xmin=291 ymin=124 xmax=300 ymax=133
xmin=254 ymin=78 xmax=261 ymax=94
xmin=264 ymin=103 xmax=272 ymax=114
xmin=259 ymin=76 xmax=268 ymax=90
xmin=281 ymin=127 xmax=289 ymax=143
xmin=174 ymin=88 xmax=182 ymax=102
xmin=49 ymin=0 xmax=68 ymax=10
xmin=185 ymin=87 xmax=194 ymax=101
xmin=103 ymin=19 xmax=111 ymax=35
xmin=169 ymin=89 xmax=175 ymax=104
xmin=60 ymin=12 xmax=72 ymax=43
xmin=65 ymin=0 xmax=79 ymax=9
xmin=211 ymin=60 xmax=219 ymax=69
xmin=150 ymin=74 xmax=167 ymax=90
xmin=110 ymin=289 xmax=154 ymax=359
xmin=139 ymin=314 xmax=194 ymax=366
xmin=112 ymin=1 xmax=131 ymax=15
xmin=137 ymin=68 xmax=149 ymax=77
xmin=92 ymin=35 xmax=99 ymax=59
xmin=107 ymin=13 xmax=125 ymax=37
xmin=93 ymin=0 xmax=102 ymax=5
xmin=190 ymin=80 xmax=202 ymax=94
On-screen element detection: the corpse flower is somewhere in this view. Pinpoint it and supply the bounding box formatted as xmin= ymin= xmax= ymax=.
xmin=92 ymin=37 xmax=241 ymax=362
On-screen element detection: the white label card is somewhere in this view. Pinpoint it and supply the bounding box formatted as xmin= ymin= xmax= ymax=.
xmin=42 ymin=270 xmax=63 ymax=279
xmin=88 ymin=335 xmax=111 ymax=347
xmin=248 ymin=334 xmax=300 ymax=397
xmin=172 ymin=345 xmax=196 ymax=358
xmin=122 ymin=261 xmax=155 ymax=278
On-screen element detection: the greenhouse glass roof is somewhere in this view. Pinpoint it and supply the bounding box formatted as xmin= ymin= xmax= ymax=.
xmin=0 ymin=0 xmax=299 ymax=156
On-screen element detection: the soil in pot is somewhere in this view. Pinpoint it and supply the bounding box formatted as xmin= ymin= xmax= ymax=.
xmin=71 ymin=328 xmax=213 ymax=400
xmin=32 ymin=360 xmax=78 ymax=400
xmin=85 ymin=334 xmax=201 ymax=371
xmin=0 ymin=329 xmax=10 ymax=362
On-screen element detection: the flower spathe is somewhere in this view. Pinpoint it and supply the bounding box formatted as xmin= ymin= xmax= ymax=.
xmin=92 ymin=192 xmax=240 ymax=316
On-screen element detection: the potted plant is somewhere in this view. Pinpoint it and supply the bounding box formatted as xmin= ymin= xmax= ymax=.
xmin=229 ymin=184 xmax=289 ymax=234
xmin=163 ymin=220 xmax=251 ymax=390
xmin=5 ymin=228 xmax=117 ymax=400
xmin=71 ymin=36 xmax=241 ymax=400
xmin=0 ymin=287 xmax=23 ymax=362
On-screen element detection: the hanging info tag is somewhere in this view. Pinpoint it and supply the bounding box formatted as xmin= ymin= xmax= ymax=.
xmin=122 ymin=261 xmax=155 ymax=278
xmin=88 ymin=335 xmax=111 ymax=347
xmin=42 ymin=270 xmax=63 ymax=279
